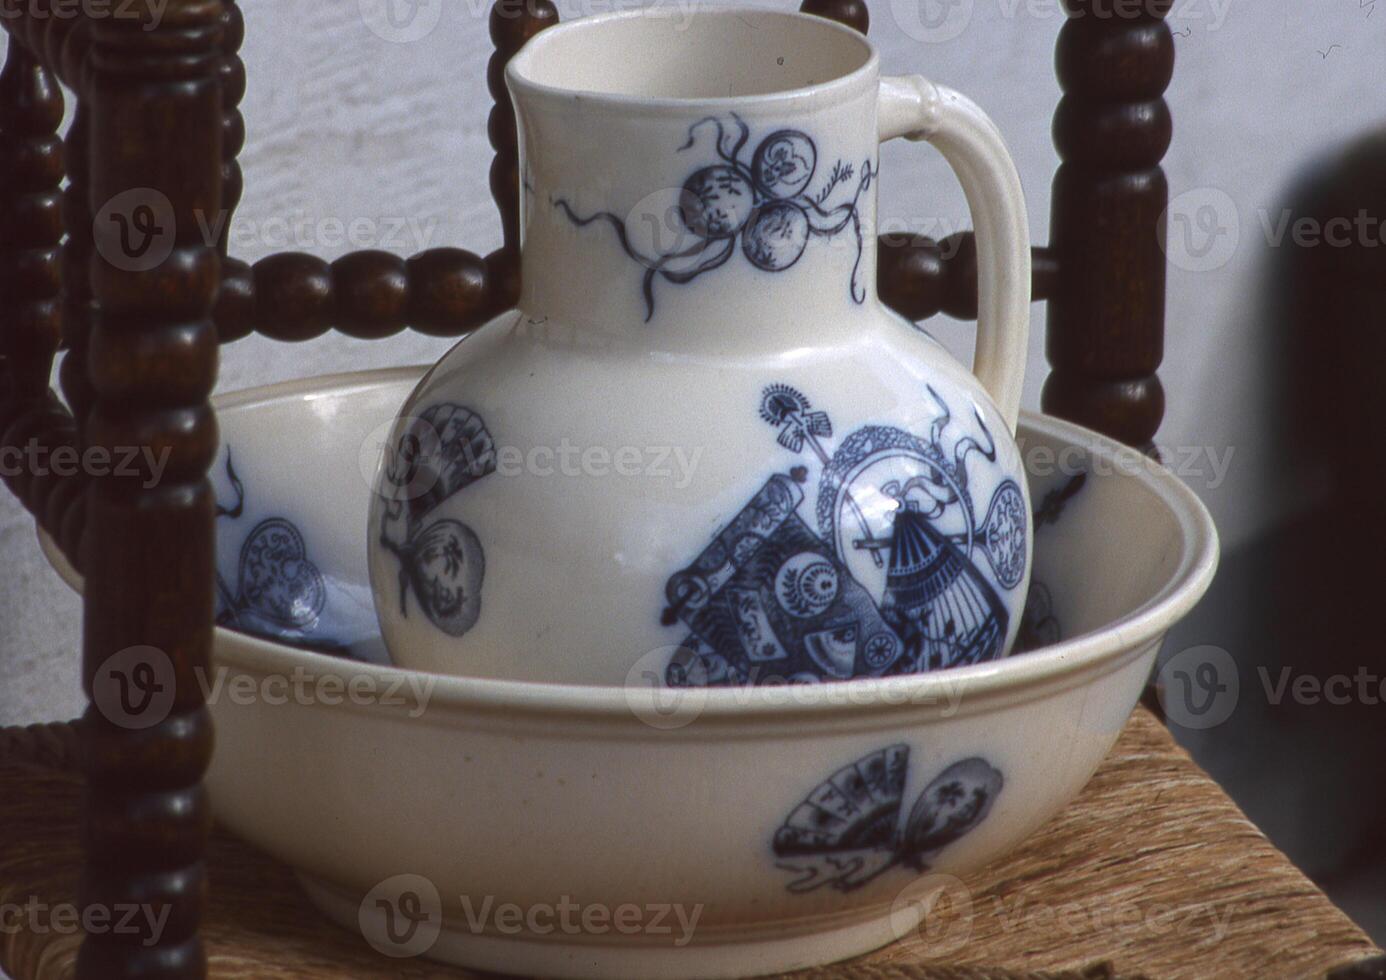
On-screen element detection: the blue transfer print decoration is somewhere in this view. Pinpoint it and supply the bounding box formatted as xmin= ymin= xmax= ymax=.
xmin=774 ymin=747 xmax=1003 ymax=893
xmin=1033 ymin=471 xmax=1086 ymax=530
xmin=555 ymin=114 xmax=876 ymax=320
xmin=377 ymin=403 xmax=497 ymax=637
xmin=213 ymin=449 xmax=335 ymax=652
xmin=1014 ymin=470 xmax=1088 ymax=652
xmin=1016 ymin=581 xmax=1060 ymax=651
xmin=662 ymin=385 xmax=1026 ymax=686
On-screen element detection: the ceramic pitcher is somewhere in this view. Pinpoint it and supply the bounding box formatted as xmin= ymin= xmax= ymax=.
xmin=367 ymin=7 xmax=1033 ymax=687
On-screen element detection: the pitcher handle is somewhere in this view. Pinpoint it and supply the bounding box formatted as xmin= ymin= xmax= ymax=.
xmin=878 ymin=75 xmax=1031 ymax=433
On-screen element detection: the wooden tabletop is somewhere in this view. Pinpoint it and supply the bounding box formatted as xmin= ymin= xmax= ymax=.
xmin=0 ymin=707 xmax=1379 ymax=980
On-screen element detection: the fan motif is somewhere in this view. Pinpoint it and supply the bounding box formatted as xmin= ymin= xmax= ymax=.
xmin=662 ymin=384 xmax=1027 ymax=686
xmin=377 ymin=403 xmax=497 ymax=637
xmin=774 ymin=746 xmax=1004 ymax=893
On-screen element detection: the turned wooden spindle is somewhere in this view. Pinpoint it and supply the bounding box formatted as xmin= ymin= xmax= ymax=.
xmin=214 ymin=0 xmax=557 ymax=344
xmin=0 ymin=0 xmax=83 ymax=90
xmin=209 ymin=0 xmax=245 ymax=333
xmin=799 ymin=0 xmax=869 ymax=34
xmin=1044 ymin=0 xmax=1173 ymax=450
xmin=0 ymin=11 xmax=89 ymax=557
xmin=0 ymin=41 xmax=63 ymax=492
xmin=216 ymin=0 xmax=245 ymax=255
xmin=55 ymin=26 xmax=96 ymax=559
xmin=486 ymin=0 xmax=557 ymax=307
xmin=77 ymin=1 xmax=224 ymax=976
xmin=215 ymin=247 xmax=493 ymax=342
xmin=879 ymin=234 xmax=1060 ymax=321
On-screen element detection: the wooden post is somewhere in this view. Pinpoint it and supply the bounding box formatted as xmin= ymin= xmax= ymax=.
xmin=78 ymin=0 xmax=224 ymax=976
xmin=1044 ymin=0 xmax=1173 ymax=450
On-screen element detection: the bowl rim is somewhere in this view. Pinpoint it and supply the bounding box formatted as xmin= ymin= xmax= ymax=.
xmin=39 ymin=366 xmax=1219 ymax=723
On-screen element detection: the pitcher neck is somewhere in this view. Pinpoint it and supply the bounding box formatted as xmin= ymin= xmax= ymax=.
xmin=512 ymin=95 xmax=883 ymax=352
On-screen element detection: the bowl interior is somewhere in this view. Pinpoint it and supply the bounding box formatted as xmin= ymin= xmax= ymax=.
xmin=192 ymin=368 xmax=1203 ymax=681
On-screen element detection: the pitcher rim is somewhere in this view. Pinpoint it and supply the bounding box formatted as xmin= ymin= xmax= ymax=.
xmin=505 ymin=7 xmax=880 ymax=114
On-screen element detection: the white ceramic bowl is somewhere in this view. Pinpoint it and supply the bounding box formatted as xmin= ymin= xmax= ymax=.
xmin=40 ymin=368 xmax=1217 ymax=980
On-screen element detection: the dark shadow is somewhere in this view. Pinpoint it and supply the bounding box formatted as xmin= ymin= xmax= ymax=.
xmin=1163 ymin=127 xmax=1386 ymax=941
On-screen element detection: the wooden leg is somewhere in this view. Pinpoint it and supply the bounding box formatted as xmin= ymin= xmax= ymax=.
xmin=77 ymin=2 xmax=225 ymax=977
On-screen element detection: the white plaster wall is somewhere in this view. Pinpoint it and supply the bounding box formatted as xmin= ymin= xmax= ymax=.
xmin=3 ymin=0 xmax=1383 ymax=724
